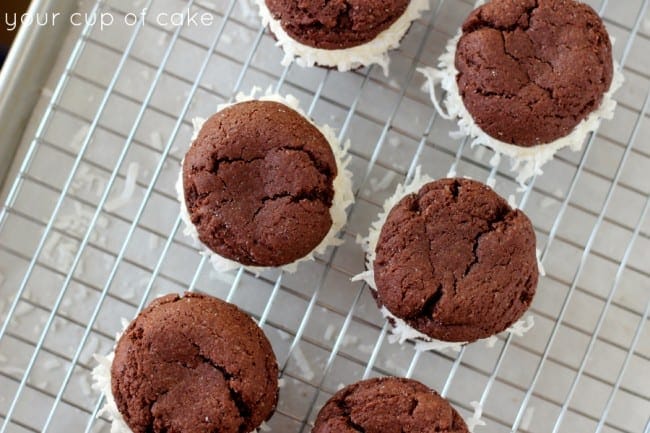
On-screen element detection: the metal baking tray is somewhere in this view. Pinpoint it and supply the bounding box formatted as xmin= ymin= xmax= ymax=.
xmin=1 ymin=0 xmax=649 ymax=432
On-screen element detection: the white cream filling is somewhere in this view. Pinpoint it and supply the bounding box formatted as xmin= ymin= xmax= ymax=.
xmin=419 ymin=32 xmax=624 ymax=184
xmin=92 ymin=319 xmax=274 ymax=433
xmin=177 ymin=88 xmax=355 ymax=274
xmin=91 ymin=320 xmax=132 ymax=433
xmin=254 ymin=0 xmax=430 ymax=74
xmin=353 ymin=169 xmax=536 ymax=352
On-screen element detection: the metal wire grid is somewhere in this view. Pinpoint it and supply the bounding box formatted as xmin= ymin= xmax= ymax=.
xmin=0 ymin=0 xmax=649 ymax=432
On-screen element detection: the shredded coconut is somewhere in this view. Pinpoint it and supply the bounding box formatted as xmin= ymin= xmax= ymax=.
xmin=177 ymin=88 xmax=354 ymax=274
xmin=466 ymin=401 xmax=487 ymax=432
xmin=237 ymin=0 xmax=259 ymax=24
xmin=156 ymin=31 xmax=167 ymax=47
xmin=341 ymin=334 xmax=359 ymax=348
xmin=536 ymin=249 xmax=546 ymax=277
xmin=43 ymin=358 xmax=61 ymax=370
xmin=508 ymin=315 xmax=535 ymax=337
xmin=15 ymin=302 xmax=34 ymax=318
xmin=539 ymin=195 xmax=556 ymax=209
xmin=79 ymin=372 xmax=93 ymax=396
xmin=369 ymin=171 xmax=397 ymax=193
xmin=419 ymin=32 xmax=624 ymax=185
xmin=150 ymin=131 xmax=164 ymax=150
xmin=254 ymin=0 xmax=429 ymax=74
xmin=70 ymin=125 xmax=90 ymax=151
xmin=358 ymin=343 xmax=374 ymax=354
xmin=291 ymin=344 xmax=315 ymax=381
xmin=105 ymin=162 xmax=140 ymax=212
xmin=507 ymin=194 xmax=518 ymax=209
xmin=70 ymin=165 xmax=105 ymax=197
xmin=521 ymin=406 xmax=536 ymax=431
xmin=323 ymin=324 xmax=336 ymax=341
xmin=4 ymin=364 xmax=24 ymax=376
xmin=148 ymin=234 xmax=160 ymax=251
xmin=92 ymin=353 xmax=131 ymax=433
xmin=484 ymin=335 xmax=499 ymax=349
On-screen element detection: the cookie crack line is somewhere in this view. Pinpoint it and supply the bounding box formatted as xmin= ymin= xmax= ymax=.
xmin=208 ymin=146 xmax=334 ymax=178
xmin=405 ymin=183 xmax=518 ymax=324
xmin=189 ymin=342 xmax=253 ymax=433
xmin=335 ymin=392 xmax=367 ymax=433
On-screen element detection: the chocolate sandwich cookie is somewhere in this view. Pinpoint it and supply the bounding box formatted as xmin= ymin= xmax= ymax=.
xmin=371 ymin=178 xmax=538 ymax=343
xmin=312 ymin=377 xmax=469 ymax=433
xmin=456 ymin=0 xmax=613 ymax=146
xmin=264 ymin=0 xmax=410 ymax=50
xmin=110 ymin=293 xmax=279 ymax=433
xmin=420 ymin=0 xmax=621 ymax=183
xmin=179 ymin=95 xmax=353 ymax=271
xmin=255 ymin=0 xmax=430 ymax=72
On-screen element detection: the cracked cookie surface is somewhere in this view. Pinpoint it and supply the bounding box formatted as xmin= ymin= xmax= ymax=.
xmin=264 ymin=0 xmax=410 ymax=50
xmin=183 ymin=100 xmax=337 ymax=267
xmin=312 ymin=377 xmax=469 ymax=433
xmin=374 ymin=178 xmax=538 ymax=343
xmin=455 ymin=0 xmax=613 ymax=147
xmin=111 ymin=292 xmax=279 ymax=433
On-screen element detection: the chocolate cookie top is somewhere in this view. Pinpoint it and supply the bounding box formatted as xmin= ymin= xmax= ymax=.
xmin=111 ymin=293 xmax=279 ymax=433
xmin=312 ymin=377 xmax=469 ymax=433
xmin=183 ymin=100 xmax=337 ymax=267
xmin=265 ymin=0 xmax=411 ymax=50
xmin=455 ymin=0 xmax=613 ymax=146
xmin=374 ymin=178 xmax=538 ymax=342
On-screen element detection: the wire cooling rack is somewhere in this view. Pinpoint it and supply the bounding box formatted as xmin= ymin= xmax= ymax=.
xmin=1 ymin=0 xmax=649 ymax=432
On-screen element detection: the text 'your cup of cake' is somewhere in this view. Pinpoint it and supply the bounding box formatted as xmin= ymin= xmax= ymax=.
xmin=177 ymin=90 xmax=354 ymax=274
xmin=419 ymin=0 xmax=623 ymax=184
xmin=255 ymin=0 xmax=430 ymax=73
xmin=355 ymin=175 xmax=540 ymax=352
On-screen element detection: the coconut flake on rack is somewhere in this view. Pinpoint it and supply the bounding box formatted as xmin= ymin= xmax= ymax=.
xmin=70 ymin=125 xmax=90 ymax=152
xmin=291 ymin=344 xmax=315 ymax=381
xmin=521 ymin=406 xmax=536 ymax=431
xmin=536 ymin=249 xmax=546 ymax=277
xmin=419 ymin=32 xmax=624 ymax=185
xmin=149 ymin=131 xmax=164 ymax=150
xmin=368 ymin=171 xmax=397 ymax=193
xmin=105 ymin=162 xmax=140 ymax=213
xmin=466 ymin=401 xmax=487 ymax=432
xmin=177 ymin=88 xmax=355 ymax=274
xmin=254 ymin=0 xmax=429 ymax=74
xmin=237 ymin=0 xmax=259 ymax=24
xmin=323 ymin=324 xmax=336 ymax=341
xmin=71 ymin=165 xmax=106 ymax=197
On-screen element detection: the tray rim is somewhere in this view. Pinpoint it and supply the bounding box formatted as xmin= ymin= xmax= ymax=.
xmin=0 ymin=0 xmax=76 ymax=191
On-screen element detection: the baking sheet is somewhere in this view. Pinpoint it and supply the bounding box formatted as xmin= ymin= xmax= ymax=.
xmin=0 ymin=0 xmax=649 ymax=432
